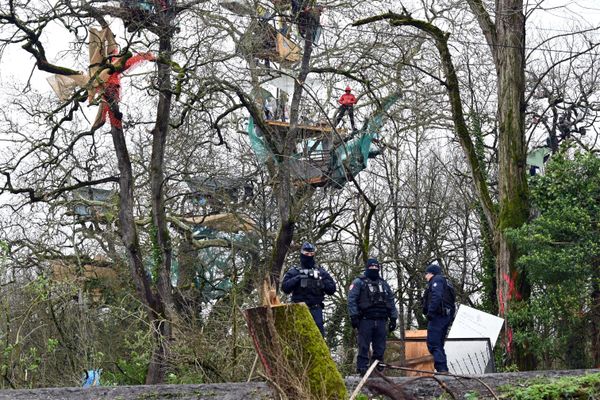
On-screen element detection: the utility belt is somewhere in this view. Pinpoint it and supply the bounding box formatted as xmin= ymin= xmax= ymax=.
xmin=362 ymin=316 xmax=387 ymax=321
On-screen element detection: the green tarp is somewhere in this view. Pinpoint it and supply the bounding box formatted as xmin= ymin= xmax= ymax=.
xmin=246 ymin=92 xmax=401 ymax=187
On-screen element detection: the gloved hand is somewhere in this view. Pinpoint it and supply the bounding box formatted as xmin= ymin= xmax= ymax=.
xmin=351 ymin=316 xmax=360 ymax=329
xmin=388 ymin=319 xmax=397 ymax=332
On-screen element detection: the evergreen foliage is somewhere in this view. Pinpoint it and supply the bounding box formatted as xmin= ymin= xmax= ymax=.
xmin=506 ymin=151 xmax=600 ymax=369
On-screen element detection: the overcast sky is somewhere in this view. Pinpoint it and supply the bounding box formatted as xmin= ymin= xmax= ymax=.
xmin=1 ymin=1 xmax=599 ymax=93
xmin=0 ymin=0 xmax=599 ymax=125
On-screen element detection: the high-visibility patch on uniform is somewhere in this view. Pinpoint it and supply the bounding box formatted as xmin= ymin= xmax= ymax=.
xmin=349 ymin=284 xmax=354 ymax=290
xmin=433 ymin=282 xmax=438 ymax=287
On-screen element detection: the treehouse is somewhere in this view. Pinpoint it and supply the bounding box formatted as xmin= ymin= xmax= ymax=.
xmin=183 ymin=213 xmax=255 ymax=238
xmin=247 ymin=92 xmax=399 ymax=188
xmin=50 ymin=258 xmax=118 ymax=303
xmin=186 ymin=176 xmax=253 ymax=209
xmin=526 ymin=146 xmax=551 ymax=176
xmin=252 ymin=24 xmax=301 ymax=65
xmin=67 ymin=187 xmax=115 ymax=222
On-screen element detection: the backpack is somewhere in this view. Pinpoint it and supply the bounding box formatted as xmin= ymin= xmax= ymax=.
xmin=442 ymin=278 xmax=456 ymax=316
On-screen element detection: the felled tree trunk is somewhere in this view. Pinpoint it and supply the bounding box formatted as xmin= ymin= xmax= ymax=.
xmin=244 ymin=303 xmax=347 ymax=400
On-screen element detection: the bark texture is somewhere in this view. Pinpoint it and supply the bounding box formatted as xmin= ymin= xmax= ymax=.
xmin=244 ymin=303 xmax=347 ymax=400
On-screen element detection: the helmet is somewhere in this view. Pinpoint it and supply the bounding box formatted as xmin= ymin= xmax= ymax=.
xmin=301 ymin=242 xmax=316 ymax=253
xmin=425 ymin=262 xmax=442 ymax=275
xmin=366 ymin=258 xmax=380 ymax=269
xmin=345 ymin=86 xmax=352 ymax=92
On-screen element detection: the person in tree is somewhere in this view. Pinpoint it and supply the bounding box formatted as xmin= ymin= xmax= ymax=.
xmin=281 ymin=242 xmax=336 ymax=336
xmin=298 ymin=4 xmax=323 ymax=44
xmin=421 ymin=262 xmax=456 ymax=374
xmin=347 ymin=258 xmax=398 ymax=375
xmin=334 ymin=86 xmax=357 ymax=131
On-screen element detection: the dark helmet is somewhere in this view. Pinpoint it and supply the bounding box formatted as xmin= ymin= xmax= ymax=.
xmin=301 ymin=242 xmax=316 ymax=254
xmin=345 ymin=86 xmax=352 ymax=92
xmin=366 ymin=258 xmax=380 ymax=269
xmin=425 ymin=262 xmax=442 ymax=275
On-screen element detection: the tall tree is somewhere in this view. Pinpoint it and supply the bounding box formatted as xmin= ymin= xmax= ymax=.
xmin=355 ymin=0 xmax=531 ymax=366
xmin=0 ymin=0 xmax=185 ymax=382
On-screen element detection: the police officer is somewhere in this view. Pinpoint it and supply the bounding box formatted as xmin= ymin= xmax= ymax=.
xmin=281 ymin=242 xmax=336 ymax=336
xmin=422 ymin=262 xmax=455 ymax=374
xmin=347 ymin=258 xmax=398 ymax=375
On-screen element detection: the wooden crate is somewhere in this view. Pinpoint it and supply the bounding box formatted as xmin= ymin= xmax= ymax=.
xmin=386 ymin=330 xmax=434 ymax=376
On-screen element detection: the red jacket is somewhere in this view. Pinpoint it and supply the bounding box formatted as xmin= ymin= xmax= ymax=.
xmin=338 ymin=93 xmax=357 ymax=106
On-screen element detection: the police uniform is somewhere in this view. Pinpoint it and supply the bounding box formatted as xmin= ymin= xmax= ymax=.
xmin=422 ymin=265 xmax=455 ymax=373
xmin=347 ymin=260 xmax=398 ymax=374
xmin=281 ymin=263 xmax=336 ymax=336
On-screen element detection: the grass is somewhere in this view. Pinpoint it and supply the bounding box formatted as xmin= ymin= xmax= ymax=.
xmin=498 ymin=372 xmax=600 ymax=399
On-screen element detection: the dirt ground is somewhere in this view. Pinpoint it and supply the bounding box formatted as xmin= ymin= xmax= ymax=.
xmin=0 ymin=369 xmax=597 ymax=399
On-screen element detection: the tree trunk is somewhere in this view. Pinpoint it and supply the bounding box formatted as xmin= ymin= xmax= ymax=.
xmin=244 ymin=303 xmax=347 ymax=400
xmin=591 ymin=262 xmax=600 ymax=367
xmin=145 ymin=32 xmax=177 ymax=384
xmin=494 ymin=0 xmax=533 ymax=369
xmin=267 ymin=24 xmax=316 ymax=287
xmin=109 ymin=27 xmax=177 ymax=383
xmin=110 ymin=122 xmax=167 ymax=382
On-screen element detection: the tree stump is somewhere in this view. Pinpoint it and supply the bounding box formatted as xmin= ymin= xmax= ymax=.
xmin=244 ymin=303 xmax=347 ymax=400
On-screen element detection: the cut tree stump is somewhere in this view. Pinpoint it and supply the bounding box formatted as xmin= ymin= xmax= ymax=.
xmin=244 ymin=302 xmax=347 ymax=400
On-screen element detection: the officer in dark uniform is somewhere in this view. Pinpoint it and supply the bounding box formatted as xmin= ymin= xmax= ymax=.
xmin=347 ymin=258 xmax=398 ymax=375
xmin=422 ymin=262 xmax=455 ymax=373
xmin=281 ymin=242 xmax=337 ymax=336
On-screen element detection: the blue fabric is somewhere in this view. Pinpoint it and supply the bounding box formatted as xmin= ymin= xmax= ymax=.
xmin=347 ymin=276 xmax=398 ymax=320
xmin=356 ymin=319 xmax=388 ymax=372
xmin=364 ymin=269 xmax=379 ymax=280
xmin=426 ymin=274 xmax=446 ymax=316
xmin=281 ymin=266 xmax=336 ymax=305
xmin=300 ymin=254 xmax=315 ymax=269
xmin=309 ymin=306 xmax=325 ymax=336
xmin=366 ymin=258 xmax=379 ymax=267
xmin=425 ymin=263 xmax=442 ymax=275
xmin=427 ymin=314 xmax=452 ymax=372
xmin=301 ymin=242 xmax=316 ymax=252
xmin=82 ymin=369 xmax=101 ymax=387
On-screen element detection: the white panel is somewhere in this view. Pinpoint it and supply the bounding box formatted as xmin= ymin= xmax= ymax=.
xmin=445 ymin=339 xmax=492 ymax=375
xmin=448 ymin=305 xmax=504 ymax=347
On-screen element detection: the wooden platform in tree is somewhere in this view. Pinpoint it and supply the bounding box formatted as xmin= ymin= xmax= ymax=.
xmin=253 ymin=26 xmax=301 ymax=64
xmin=265 ymin=120 xmax=338 ymax=138
xmin=183 ymin=213 xmax=255 ymax=233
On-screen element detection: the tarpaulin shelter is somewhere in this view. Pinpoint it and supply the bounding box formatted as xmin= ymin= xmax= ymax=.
xmin=47 ymin=26 xmax=154 ymax=128
xmin=247 ymin=92 xmax=400 ymax=187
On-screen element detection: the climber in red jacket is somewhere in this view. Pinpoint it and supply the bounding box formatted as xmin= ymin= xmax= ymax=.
xmin=334 ymin=86 xmax=357 ymax=131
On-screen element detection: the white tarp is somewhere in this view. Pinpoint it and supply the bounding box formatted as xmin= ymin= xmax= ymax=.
xmin=448 ymin=304 xmax=504 ymax=347
xmin=268 ymin=75 xmax=295 ymax=94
